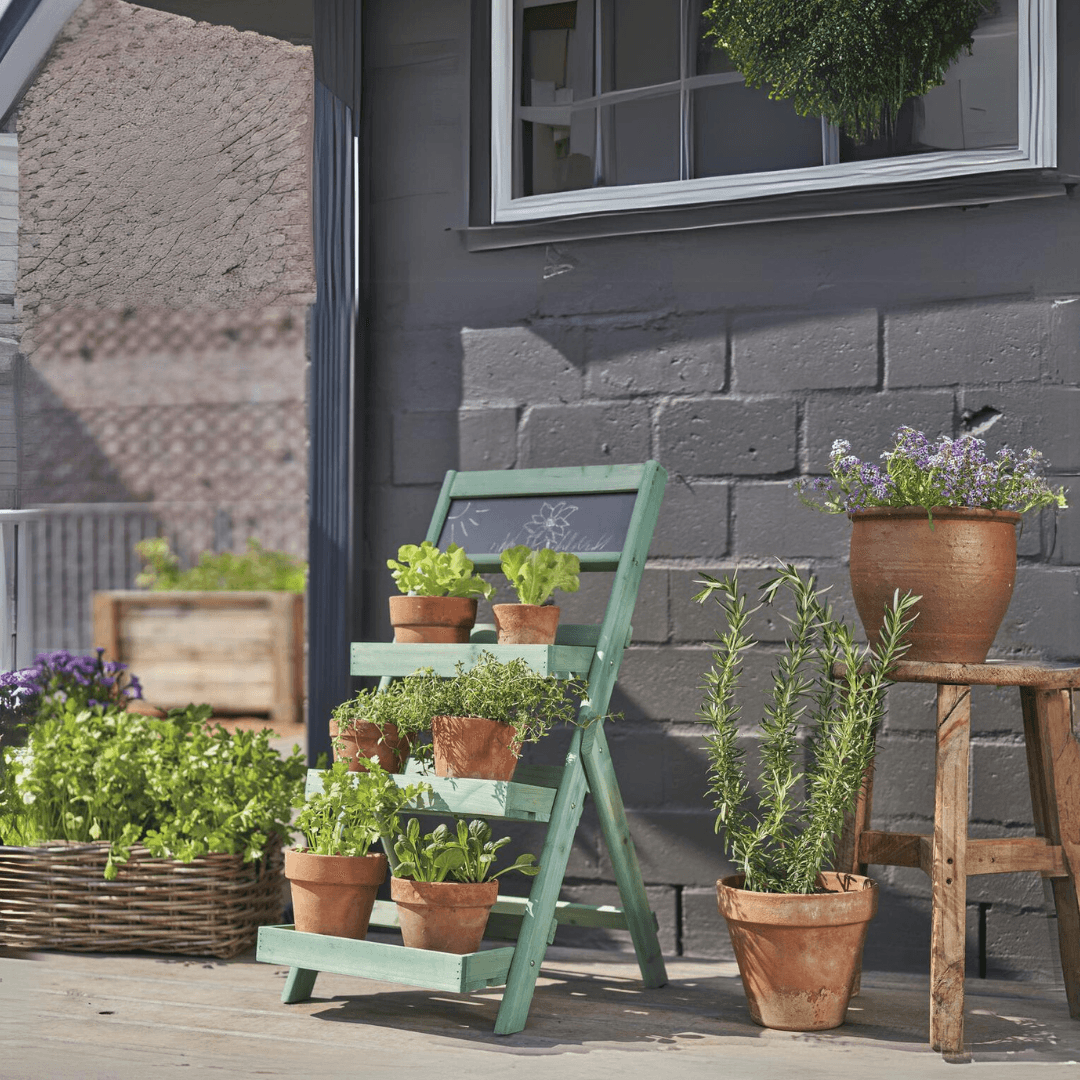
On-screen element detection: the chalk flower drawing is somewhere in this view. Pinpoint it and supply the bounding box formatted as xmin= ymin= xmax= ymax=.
xmin=525 ymin=501 xmax=577 ymax=547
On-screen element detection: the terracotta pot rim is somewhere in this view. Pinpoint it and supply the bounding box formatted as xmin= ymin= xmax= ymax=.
xmin=285 ymin=849 xmax=388 ymax=886
xmin=848 ymin=505 xmax=1022 ymax=523
xmin=390 ymin=876 xmax=499 ymax=905
xmin=717 ymin=872 xmax=878 ymax=927
xmin=491 ymin=602 xmax=561 ymax=611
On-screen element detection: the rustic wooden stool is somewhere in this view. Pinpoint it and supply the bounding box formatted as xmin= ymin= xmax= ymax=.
xmin=837 ymin=660 xmax=1080 ymax=1057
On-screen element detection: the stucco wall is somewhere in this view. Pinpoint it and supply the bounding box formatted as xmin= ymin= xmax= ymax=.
xmin=362 ymin=0 xmax=1080 ymax=977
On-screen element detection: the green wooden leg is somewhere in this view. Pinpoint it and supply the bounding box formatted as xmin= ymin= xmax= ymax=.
xmin=582 ymin=723 xmax=668 ymax=989
xmin=494 ymin=734 xmax=589 ymax=1036
xmin=282 ymin=966 xmax=319 ymax=1003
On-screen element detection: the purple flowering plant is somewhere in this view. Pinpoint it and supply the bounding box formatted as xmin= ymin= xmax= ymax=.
xmin=796 ymin=427 xmax=1068 ymax=520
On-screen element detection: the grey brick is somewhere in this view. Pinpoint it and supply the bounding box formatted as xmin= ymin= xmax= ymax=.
xmin=392 ymin=410 xmax=457 ymax=484
xmin=657 ymin=397 xmax=797 ymax=476
xmin=1048 ymin=481 xmax=1080 ymax=565
xmin=458 ymin=407 xmax=517 ymax=471
xmin=958 ymin=386 xmax=1080 ymax=472
xmin=553 ymin=883 xmax=678 ymax=954
xmin=971 ymin=742 xmax=1037 ymax=827
xmin=881 ymin=681 xmax=943 ymax=734
xmin=734 ymin=482 xmax=850 ymax=560
xmin=885 ymin=682 xmax=1024 ymax=737
xmin=373 ymin=329 xmax=463 ymax=410
xmin=1048 ymin=296 xmax=1080 ymax=385
xmin=605 ymin=727 xmax=668 ymax=807
xmin=519 ymin=402 xmax=650 ymax=468
xmin=861 ymin=885 xmax=931 ymax=973
xmin=596 ymin=808 xmax=726 ymax=887
xmin=554 ymin=568 xmax=668 ymax=644
xmin=998 ymin=566 xmax=1080 ymax=660
xmin=659 ymin=725 xmax=715 ymax=809
xmin=461 ymin=325 xmax=583 ymax=407
xmin=651 ymin=479 xmax=729 ymax=559
xmin=584 ymin=317 xmax=725 ymax=398
xmin=611 ymin=646 xmax=713 ymax=723
xmin=804 ymin=390 xmax=956 ymax=473
xmin=886 ymin=298 xmax=1048 ymax=388
xmin=732 ymin=309 xmax=878 ymax=393
xmin=869 ymin=734 xmax=937 ymax=824
xmin=985 ymin=902 xmax=1062 ymax=981
xmin=681 ymin=886 xmax=734 ymax=960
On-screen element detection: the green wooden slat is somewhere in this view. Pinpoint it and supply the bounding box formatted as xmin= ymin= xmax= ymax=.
xmin=400 ymin=759 xmax=569 ymax=790
xmin=469 ymin=623 xmax=602 ymax=648
xmin=444 ymin=464 xmax=648 ymax=499
xmin=257 ymin=926 xmax=515 ymax=992
xmin=351 ymin=642 xmax=594 ymax=678
xmin=368 ymin=896 xmax=635 ymax=933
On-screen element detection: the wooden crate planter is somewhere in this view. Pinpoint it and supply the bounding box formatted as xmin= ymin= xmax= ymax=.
xmin=93 ymin=590 xmax=304 ymax=723
xmin=0 ymin=841 xmax=284 ymax=959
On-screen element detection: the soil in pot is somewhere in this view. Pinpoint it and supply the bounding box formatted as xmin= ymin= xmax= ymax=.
xmin=330 ymin=719 xmax=411 ymax=773
xmin=431 ymin=714 xmax=518 ymax=781
xmin=849 ymin=506 xmax=1020 ymax=663
xmin=716 ymin=871 xmax=878 ymax=1031
xmin=391 ymin=877 xmax=499 ymax=954
xmin=492 ymin=603 xmax=560 ymax=645
xmin=389 ymin=596 xmax=477 ymax=644
xmin=285 ymin=849 xmax=387 ymax=939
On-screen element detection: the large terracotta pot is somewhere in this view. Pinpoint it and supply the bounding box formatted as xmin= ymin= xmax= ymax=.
xmin=391 ymin=877 xmax=498 ymax=954
xmin=848 ymin=506 xmax=1021 ymax=663
xmin=330 ymin=719 xmax=411 ymax=773
xmin=285 ymin=849 xmax=387 ymax=939
xmin=492 ymin=603 xmax=561 ymax=645
xmin=431 ymin=714 xmax=518 ymax=781
xmin=389 ymin=596 xmax=477 ymax=643
xmin=717 ymin=872 xmax=878 ymax=1031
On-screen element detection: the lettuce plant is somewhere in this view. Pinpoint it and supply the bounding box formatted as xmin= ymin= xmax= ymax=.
xmin=500 ymin=545 xmax=580 ymax=606
xmin=392 ymin=817 xmax=538 ymax=883
xmin=387 ymin=541 xmax=494 ymax=599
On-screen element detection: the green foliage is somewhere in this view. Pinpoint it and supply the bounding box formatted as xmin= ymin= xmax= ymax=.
xmin=500 ymin=545 xmax=581 ymax=606
xmin=392 ymin=817 xmax=539 ymax=883
xmin=294 ymin=759 xmax=430 ymax=858
xmin=331 ymin=678 xmax=436 ymax=745
xmin=695 ymin=564 xmax=919 ymax=894
xmin=387 ymin=541 xmax=495 ymax=599
xmin=135 ymin=537 xmax=306 ymax=593
xmin=0 ymin=704 xmax=306 ymax=880
xmin=701 ymin=0 xmax=993 ymax=143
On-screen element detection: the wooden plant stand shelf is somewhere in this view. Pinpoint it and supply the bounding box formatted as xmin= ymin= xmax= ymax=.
xmin=839 ymin=660 xmax=1080 ymax=1058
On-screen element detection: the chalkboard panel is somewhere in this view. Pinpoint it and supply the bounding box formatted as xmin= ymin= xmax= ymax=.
xmin=436 ymin=493 xmax=636 ymax=554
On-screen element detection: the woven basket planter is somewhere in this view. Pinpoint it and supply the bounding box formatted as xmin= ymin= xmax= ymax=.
xmin=0 ymin=839 xmax=284 ymax=959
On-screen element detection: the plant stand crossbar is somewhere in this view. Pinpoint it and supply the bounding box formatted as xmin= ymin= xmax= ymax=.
xmin=257 ymin=462 xmax=669 ymax=1034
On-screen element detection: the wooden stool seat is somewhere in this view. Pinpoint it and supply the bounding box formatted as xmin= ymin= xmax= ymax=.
xmin=838 ymin=660 xmax=1080 ymax=1057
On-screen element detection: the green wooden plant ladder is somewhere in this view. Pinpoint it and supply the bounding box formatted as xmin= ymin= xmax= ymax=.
xmin=257 ymin=461 xmax=669 ymax=1034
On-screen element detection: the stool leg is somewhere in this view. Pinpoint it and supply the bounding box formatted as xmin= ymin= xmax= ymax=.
xmin=930 ymin=683 xmax=970 ymax=1055
xmin=1022 ymin=687 xmax=1080 ymax=1018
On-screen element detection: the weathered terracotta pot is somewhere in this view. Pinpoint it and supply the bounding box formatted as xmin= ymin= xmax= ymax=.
xmin=389 ymin=595 xmax=477 ymax=643
xmin=285 ymin=849 xmax=387 ymax=939
xmin=492 ymin=603 xmax=561 ymax=645
xmin=717 ymin=872 xmax=878 ymax=1031
xmin=330 ymin=719 xmax=411 ymax=773
xmin=431 ymin=714 xmax=518 ymax=781
xmin=391 ymin=877 xmax=499 ymax=954
xmin=848 ymin=506 xmax=1021 ymax=663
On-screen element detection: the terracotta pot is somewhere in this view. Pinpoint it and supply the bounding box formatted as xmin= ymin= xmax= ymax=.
xmin=285 ymin=849 xmax=387 ymax=939
xmin=492 ymin=603 xmax=560 ymax=645
xmin=848 ymin=506 xmax=1021 ymax=663
xmin=391 ymin=876 xmax=499 ymax=954
xmin=717 ymin=872 xmax=878 ymax=1031
xmin=389 ymin=595 xmax=477 ymax=644
xmin=431 ymin=714 xmax=518 ymax=781
xmin=330 ymin=719 xmax=411 ymax=773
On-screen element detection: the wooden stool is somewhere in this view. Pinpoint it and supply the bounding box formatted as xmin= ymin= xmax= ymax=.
xmin=837 ymin=660 xmax=1080 ymax=1056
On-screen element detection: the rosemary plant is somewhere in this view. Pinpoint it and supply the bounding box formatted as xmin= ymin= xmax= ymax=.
xmin=695 ymin=564 xmax=918 ymax=894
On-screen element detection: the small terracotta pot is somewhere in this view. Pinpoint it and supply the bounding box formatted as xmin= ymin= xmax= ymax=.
xmin=285 ymin=849 xmax=388 ymax=939
xmin=717 ymin=872 xmax=878 ymax=1031
xmin=391 ymin=877 xmax=499 ymax=954
xmin=330 ymin=719 xmax=411 ymax=773
xmin=492 ymin=603 xmax=560 ymax=645
xmin=431 ymin=715 xmax=519 ymax=781
xmin=848 ymin=506 xmax=1020 ymax=663
xmin=389 ymin=595 xmax=477 ymax=644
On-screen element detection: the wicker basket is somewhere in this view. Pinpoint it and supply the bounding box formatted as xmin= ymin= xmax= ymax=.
xmin=0 ymin=839 xmax=284 ymax=959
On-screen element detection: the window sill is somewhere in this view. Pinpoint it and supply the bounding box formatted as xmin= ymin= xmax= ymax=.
xmin=461 ymin=169 xmax=1076 ymax=252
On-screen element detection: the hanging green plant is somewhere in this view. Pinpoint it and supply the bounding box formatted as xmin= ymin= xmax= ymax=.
xmin=701 ymin=0 xmax=995 ymax=143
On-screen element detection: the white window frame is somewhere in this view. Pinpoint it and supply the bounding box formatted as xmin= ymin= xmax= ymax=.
xmin=491 ymin=0 xmax=1057 ymax=224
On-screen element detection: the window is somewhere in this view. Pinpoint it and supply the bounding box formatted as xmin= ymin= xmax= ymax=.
xmin=491 ymin=0 xmax=1057 ymax=223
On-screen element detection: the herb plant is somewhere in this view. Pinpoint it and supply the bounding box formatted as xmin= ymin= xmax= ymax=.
xmin=701 ymin=1 xmax=992 ymax=143
xmin=695 ymin=564 xmax=918 ymax=894
xmin=387 ymin=541 xmax=495 ymax=599
xmin=135 ymin=537 xmax=307 ymax=593
xmin=0 ymin=704 xmax=306 ymax=879
xmin=796 ymin=427 xmax=1068 ymax=521
xmin=294 ymin=758 xmax=429 ymax=858
xmin=500 ymin=545 xmax=581 ymax=606
xmin=392 ymin=818 xmax=539 ymax=884
xmin=331 ymin=678 xmax=435 ymax=746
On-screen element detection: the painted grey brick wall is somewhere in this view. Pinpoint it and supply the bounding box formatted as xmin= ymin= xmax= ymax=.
xmin=363 ymin=0 xmax=1080 ymax=979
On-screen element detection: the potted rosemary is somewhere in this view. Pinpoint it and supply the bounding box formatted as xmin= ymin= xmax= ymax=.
xmin=696 ymin=564 xmax=918 ymax=1031
xmin=493 ymin=545 xmax=581 ymax=645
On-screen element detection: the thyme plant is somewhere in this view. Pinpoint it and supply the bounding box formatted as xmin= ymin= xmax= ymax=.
xmin=695 ymin=565 xmax=918 ymax=894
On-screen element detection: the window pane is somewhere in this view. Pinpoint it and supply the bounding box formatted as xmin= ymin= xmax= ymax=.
xmin=601 ymin=0 xmax=681 ymax=92
xmin=602 ymin=94 xmax=681 ymax=186
xmin=520 ymin=112 xmax=597 ymax=196
xmin=694 ymin=1 xmax=739 ymax=77
xmin=693 ymin=84 xmax=822 ymax=177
